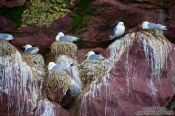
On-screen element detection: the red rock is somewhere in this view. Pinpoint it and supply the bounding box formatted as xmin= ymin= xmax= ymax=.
xmin=72 ymin=31 xmax=175 ymax=116
xmin=34 ymin=99 xmax=70 ymax=116
xmin=0 ymin=0 xmax=25 ymax=7
xmin=0 ymin=41 xmax=44 ymax=115
xmin=11 ymin=32 xmax=55 ymax=54
xmin=0 ymin=15 xmax=16 ymax=32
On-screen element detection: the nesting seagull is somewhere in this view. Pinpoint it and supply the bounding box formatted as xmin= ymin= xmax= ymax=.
xmin=23 ymin=44 xmax=39 ymax=54
xmin=0 ymin=33 xmax=13 ymax=41
xmin=48 ymin=62 xmax=71 ymax=73
xmin=86 ymin=51 xmax=105 ymax=61
xmin=48 ymin=62 xmax=81 ymax=96
xmin=142 ymin=21 xmax=167 ymax=30
xmin=110 ymin=22 xmax=125 ymax=40
xmin=56 ymin=32 xmax=79 ymax=42
xmin=69 ymin=63 xmax=81 ymax=96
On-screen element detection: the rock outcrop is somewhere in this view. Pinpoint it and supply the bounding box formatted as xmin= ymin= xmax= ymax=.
xmin=71 ymin=30 xmax=175 ymax=116
xmin=34 ymin=99 xmax=70 ymax=116
xmin=0 ymin=0 xmax=25 ymax=7
xmin=0 ymin=40 xmax=44 ymax=115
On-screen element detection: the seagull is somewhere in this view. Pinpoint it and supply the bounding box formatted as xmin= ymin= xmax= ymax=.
xmin=48 ymin=62 xmax=71 ymax=73
xmin=56 ymin=32 xmax=79 ymax=42
xmin=142 ymin=21 xmax=167 ymax=30
xmin=0 ymin=33 xmax=13 ymax=41
xmin=110 ymin=22 xmax=125 ymax=40
xmin=86 ymin=51 xmax=105 ymax=61
xmin=23 ymin=44 xmax=39 ymax=54
xmin=70 ymin=79 xmax=81 ymax=96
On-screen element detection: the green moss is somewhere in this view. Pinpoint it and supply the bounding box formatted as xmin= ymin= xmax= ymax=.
xmin=21 ymin=0 xmax=70 ymax=27
xmin=71 ymin=0 xmax=94 ymax=32
xmin=0 ymin=4 xmax=27 ymax=28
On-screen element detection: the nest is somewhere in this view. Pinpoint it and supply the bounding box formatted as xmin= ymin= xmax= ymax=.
xmin=50 ymin=41 xmax=77 ymax=59
xmin=42 ymin=71 xmax=71 ymax=101
xmin=0 ymin=40 xmax=16 ymax=56
xmin=22 ymin=54 xmax=45 ymax=81
xmin=78 ymin=60 xmax=106 ymax=87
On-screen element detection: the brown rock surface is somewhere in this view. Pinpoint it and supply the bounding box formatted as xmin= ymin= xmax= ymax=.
xmin=71 ymin=30 xmax=175 ymax=116
xmin=0 ymin=0 xmax=25 ymax=7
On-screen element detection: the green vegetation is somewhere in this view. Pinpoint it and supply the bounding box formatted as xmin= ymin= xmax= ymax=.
xmin=71 ymin=0 xmax=93 ymax=32
xmin=21 ymin=0 xmax=70 ymax=27
xmin=0 ymin=4 xmax=27 ymax=28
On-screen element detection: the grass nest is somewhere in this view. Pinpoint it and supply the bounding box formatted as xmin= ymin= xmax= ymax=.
xmin=22 ymin=54 xmax=45 ymax=82
xmin=78 ymin=60 xmax=106 ymax=87
xmin=50 ymin=41 xmax=77 ymax=59
xmin=0 ymin=40 xmax=16 ymax=56
xmin=42 ymin=71 xmax=71 ymax=101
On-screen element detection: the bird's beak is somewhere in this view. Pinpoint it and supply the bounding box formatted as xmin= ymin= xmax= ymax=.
xmin=22 ymin=45 xmax=25 ymax=48
xmin=85 ymin=53 xmax=88 ymax=57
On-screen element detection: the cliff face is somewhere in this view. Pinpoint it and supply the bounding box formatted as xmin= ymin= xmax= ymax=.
xmin=72 ymin=30 xmax=175 ymax=116
xmin=0 ymin=0 xmax=175 ymax=116
xmin=0 ymin=0 xmax=174 ymax=52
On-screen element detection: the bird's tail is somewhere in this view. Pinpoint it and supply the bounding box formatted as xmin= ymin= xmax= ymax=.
xmin=73 ymin=37 xmax=79 ymax=41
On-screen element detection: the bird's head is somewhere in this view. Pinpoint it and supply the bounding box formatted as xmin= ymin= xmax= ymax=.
xmin=56 ymin=32 xmax=64 ymax=41
xmin=22 ymin=44 xmax=32 ymax=49
xmin=118 ymin=22 xmax=124 ymax=25
xmin=86 ymin=51 xmax=95 ymax=57
xmin=48 ymin=62 xmax=56 ymax=70
xmin=141 ymin=21 xmax=149 ymax=28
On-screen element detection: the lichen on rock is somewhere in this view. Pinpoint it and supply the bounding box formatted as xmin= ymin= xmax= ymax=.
xmin=21 ymin=0 xmax=70 ymax=27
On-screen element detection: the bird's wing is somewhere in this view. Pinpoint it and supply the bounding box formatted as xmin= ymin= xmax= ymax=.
xmin=25 ymin=47 xmax=39 ymax=54
xmin=70 ymin=79 xmax=81 ymax=96
xmin=148 ymin=23 xmax=167 ymax=30
xmin=88 ymin=54 xmax=100 ymax=60
xmin=60 ymin=35 xmax=79 ymax=42
xmin=51 ymin=63 xmax=70 ymax=72
xmin=0 ymin=34 xmax=11 ymax=40
xmin=112 ymin=26 xmax=119 ymax=36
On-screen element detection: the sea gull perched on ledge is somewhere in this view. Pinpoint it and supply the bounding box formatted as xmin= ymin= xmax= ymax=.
xmin=56 ymin=32 xmax=79 ymax=42
xmin=0 ymin=33 xmax=13 ymax=41
xmin=23 ymin=44 xmax=39 ymax=54
xmin=86 ymin=51 xmax=105 ymax=61
xmin=110 ymin=22 xmax=125 ymax=40
xmin=142 ymin=21 xmax=167 ymax=30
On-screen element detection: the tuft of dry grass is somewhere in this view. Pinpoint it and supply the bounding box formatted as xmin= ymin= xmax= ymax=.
xmin=78 ymin=60 xmax=106 ymax=87
xmin=50 ymin=41 xmax=77 ymax=59
xmin=42 ymin=71 xmax=71 ymax=101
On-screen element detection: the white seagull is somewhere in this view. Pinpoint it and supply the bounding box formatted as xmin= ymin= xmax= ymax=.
xmin=0 ymin=33 xmax=13 ymax=41
xmin=48 ymin=62 xmax=70 ymax=73
xmin=86 ymin=51 xmax=105 ymax=61
xmin=48 ymin=62 xmax=81 ymax=96
xmin=142 ymin=21 xmax=167 ymax=30
xmin=23 ymin=44 xmax=39 ymax=54
xmin=56 ymin=32 xmax=79 ymax=42
xmin=110 ymin=22 xmax=125 ymax=40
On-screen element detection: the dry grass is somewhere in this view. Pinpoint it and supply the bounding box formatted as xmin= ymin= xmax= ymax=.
xmin=50 ymin=41 xmax=77 ymax=59
xmin=42 ymin=71 xmax=71 ymax=101
xmin=78 ymin=60 xmax=106 ymax=87
xmin=0 ymin=40 xmax=16 ymax=56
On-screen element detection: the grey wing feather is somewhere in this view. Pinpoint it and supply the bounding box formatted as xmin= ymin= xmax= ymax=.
xmin=60 ymin=35 xmax=79 ymax=42
xmin=51 ymin=63 xmax=70 ymax=72
xmin=0 ymin=34 xmax=12 ymax=40
xmin=148 ymin=23 xmax=167 ymax=30
xmin=70 ymin=79 xmax=81 ymax=96
xmin=25 ymin=47 xmax=39 ymax=54
xmin=88 ymin=54 xmax=104 ymax=60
